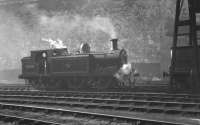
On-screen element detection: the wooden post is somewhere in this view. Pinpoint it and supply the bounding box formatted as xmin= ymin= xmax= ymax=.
xmin=188 ymin=0 xmax=200 ymax=88
xmin=170 ymin=0 xmax=182 ymax=88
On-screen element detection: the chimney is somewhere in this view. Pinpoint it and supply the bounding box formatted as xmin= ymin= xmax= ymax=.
xmin=110 ymin=38 xmax=118 ymax=50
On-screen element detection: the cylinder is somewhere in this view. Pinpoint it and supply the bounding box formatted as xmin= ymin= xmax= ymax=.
xmin=110 ymin=38 xmax=118 ymax=50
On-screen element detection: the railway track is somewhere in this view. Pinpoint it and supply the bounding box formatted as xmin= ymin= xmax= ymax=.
xmin=0 ymin=94 xmax=200 ymax=117
xmin=1 ymin=90 xmax=200 ymax=100
xmin=0 ymin=83 xmax=169 ymax=92
xmin=0 ymin=113 xmax=62 ymax=125
xmin=0 ymin=102 xmax=197 ymax=125
xmin=0 ymin=84 xmax=32 ymax=91
xmin=1 ymin=90 xmax=200 ymax=105
xmin=0 ymin=91 xmax=199 ymax=124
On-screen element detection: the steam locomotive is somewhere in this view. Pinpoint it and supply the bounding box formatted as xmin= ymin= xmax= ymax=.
xmin=19 ymin=39 xmax=130 ymax=90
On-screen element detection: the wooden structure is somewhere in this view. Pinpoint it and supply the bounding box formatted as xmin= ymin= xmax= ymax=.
xmin=170 ymin=0 xmax=200 ymax=90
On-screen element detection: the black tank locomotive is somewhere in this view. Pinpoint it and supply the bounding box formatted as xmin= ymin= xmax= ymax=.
xmin=19 ymin=39 xmax=128 ymax=90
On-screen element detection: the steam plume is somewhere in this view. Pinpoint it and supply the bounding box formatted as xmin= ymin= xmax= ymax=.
xmin=0 ymin=2 xmax=118 ymax=70
xmin=114 ymin=63 xmax=132 ymax=86
xmin=87 ymin=16 xmax=117 ymax=38
xmin=42 ymin=38 xmax=67 ymax=49
xmin=39 ymin=14 xmax=117 ymax=39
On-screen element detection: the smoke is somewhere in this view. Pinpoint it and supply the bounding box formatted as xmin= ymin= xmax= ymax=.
xmin=114 ymin=63 xmax=132 ymax=86
xmin=115 ymin=63 xmax=132 ymax=78
xmin=41 ymin=38 xmax=67 ymax=48
xmin=121 ymin=63 xmax=132 ymax=75
xmin=39 ymin=14 xmax=117 ymax=39
xmin=0 ymin=2 xmax=118 ymax=70
xmin=87 ymin=16 xmax=117 ymax=38
xmin=0 ymin=8 xmax=37 ymax=70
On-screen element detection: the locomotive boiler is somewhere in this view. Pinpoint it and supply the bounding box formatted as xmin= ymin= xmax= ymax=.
xmin=19 ymin=39 xmax=129 ymax=90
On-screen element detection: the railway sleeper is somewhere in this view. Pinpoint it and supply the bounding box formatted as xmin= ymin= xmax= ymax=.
xmin=114 ymin=106 xmax=130 ymax=111
xmin=84 ymin=104 xmax=98 ymax=109
xmin=98 ymin=105 xmax=115 ymax=110
xmin=182 ymin=111 xmax=200 ymax=117
xmin=147 ymin=108 xmax=165 ymax=114
xmin=71 ymin=103 xmax=85 ymax=108
xmin=79 ymin=98 xmax=93 ymax=102
xmin=181 ymin=103 xmax=199 ymax=109
xmin=164 ymin=109 xmax=183 ymax=115
xmin=130 ymin=107 xmax=148 ymax=112
xmin=163 ymin=103 xmax=182 ymax=108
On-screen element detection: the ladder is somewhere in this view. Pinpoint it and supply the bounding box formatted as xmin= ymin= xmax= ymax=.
xmin=170 ymin=0 xmax=200 ymax=89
